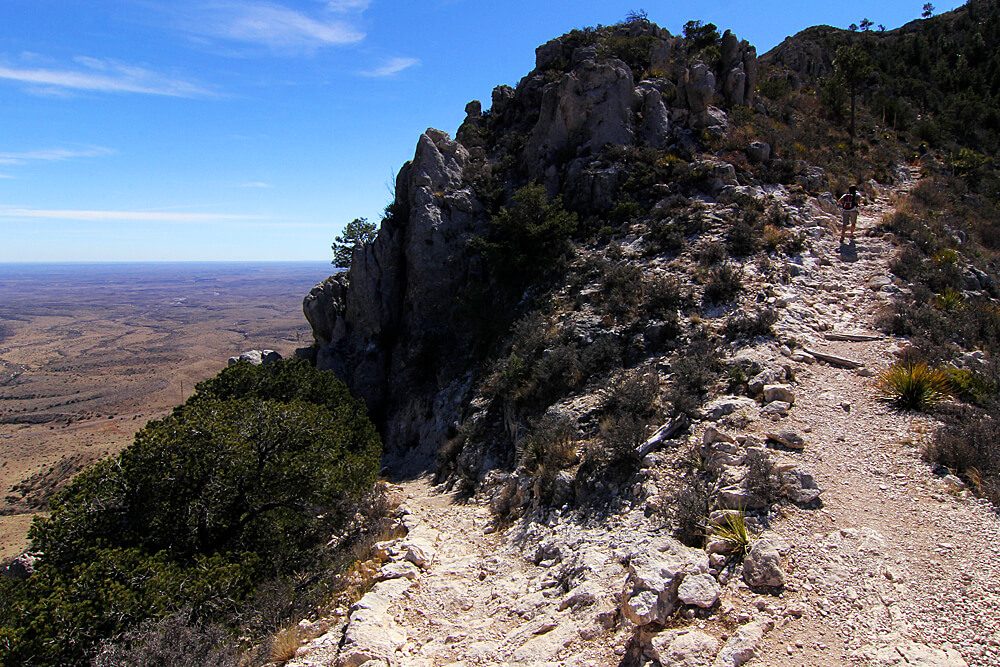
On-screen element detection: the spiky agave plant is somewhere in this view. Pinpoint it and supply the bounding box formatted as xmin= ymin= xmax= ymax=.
xmin=710 ymin=510 xmax=755 ymax=559
xmin=876 ymin=361 xmax=951 ymax=411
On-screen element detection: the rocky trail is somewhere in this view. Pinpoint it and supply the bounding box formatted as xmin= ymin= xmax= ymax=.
xmin=286 ymin=173 xmax=1000 ymax=667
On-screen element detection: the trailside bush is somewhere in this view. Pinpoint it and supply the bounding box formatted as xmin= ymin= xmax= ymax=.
xmin=0 ymin=362 xmax=382 ymax=667
xmin=925 ymin=402 xmax=1000 ymax=505
xmin=470 ymin=184 xmax=578 ymax=291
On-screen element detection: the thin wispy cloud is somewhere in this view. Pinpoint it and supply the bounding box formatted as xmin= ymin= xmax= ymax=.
xmin=0 ymin=146 xmax=114 ymax=165
xmin=0 ymin=57 xmax=214 ymax=98
xmin=239 ymin=181 xmax=273 ymax=188
xmin=0 ymin=208 xmax=259 ymax=223
xmin=359 ymin=56 xmax=420 ymax=78
xmin=176 ymin=1 xmax=367 ymax=54
xmin=325 ymin=0 xmax=372 ymax=11
xmin=0 ymin=207 xmax=324 ymax=229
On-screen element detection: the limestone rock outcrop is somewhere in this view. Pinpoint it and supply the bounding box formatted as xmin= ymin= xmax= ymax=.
xmin=304 ymin=128 xmax=487 ymax=461
xmin=303 ymin=21 xmax=759 ymax=467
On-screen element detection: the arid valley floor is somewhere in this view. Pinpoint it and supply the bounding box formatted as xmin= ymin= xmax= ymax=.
xmin=0 ymin=262 xmax=332 ymax=559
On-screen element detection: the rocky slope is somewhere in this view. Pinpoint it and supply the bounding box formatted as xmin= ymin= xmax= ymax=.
xmin=297 ymin=14 xmax=999 ymax=667
xmin=285 ymin=167 xmax=999 ymax=667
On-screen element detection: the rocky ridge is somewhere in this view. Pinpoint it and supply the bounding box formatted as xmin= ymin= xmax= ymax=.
xmin=288 ymin=163 xmax=1000 ymax=666
xmin=304 ymin=21 xmax=762 ymax=465
xmin=297 ymin=17 xmax=999 ymax=667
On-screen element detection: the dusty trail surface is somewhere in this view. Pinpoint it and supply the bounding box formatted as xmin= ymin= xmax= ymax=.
xmin=745 ymin=173 xmax=1000 ymax=666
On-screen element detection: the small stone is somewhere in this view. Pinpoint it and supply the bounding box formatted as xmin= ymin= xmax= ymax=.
xmin=766 ymin=430 xmax=805 ymax=450
xmin=378 ymin=561 xmax=420 ymax=581
xmin=403 ymin=537 xmax=436 ymax=568
xmin=703 ymin=396 xmax=758 ymax=422
xmin=786 ymin=603 xmax=806 ymax=618
xmin=743 ymin=539 xmax=784 ymax=588
xmin=762 ymin=401 xmax=791 ymax=416
xmin=704 ymin=426 xmax=737 ymax=445
xmin=677 ymin=573 xmax=722 ymax=608
xmin=763 ymin=384 xmax=795 ymax=404
xmin=942 ymin=474 xmax=966 ymax=491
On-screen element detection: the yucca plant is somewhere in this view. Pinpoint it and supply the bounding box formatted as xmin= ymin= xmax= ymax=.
xmin=933 ymin=287 xmax=965 ymax=312
xmin=876 ymin=361 xmax=951 ymax=410
xmin=710 ymin=510 xmax=754 ymax=559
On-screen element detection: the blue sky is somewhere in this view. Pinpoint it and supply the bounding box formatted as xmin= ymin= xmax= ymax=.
xmin=0 ymin=1 xmax=952 ymax=262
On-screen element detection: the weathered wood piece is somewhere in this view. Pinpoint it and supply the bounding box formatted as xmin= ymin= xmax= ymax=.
xmin=824 ymin=332 xmax=884 ymax=342
xmin=638 ymin=413 xmax=689 ymax=457
xmin=803 ymin=347 xmax=863 ymax=369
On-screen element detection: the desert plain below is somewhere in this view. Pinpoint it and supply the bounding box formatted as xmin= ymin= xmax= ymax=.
xmin=0 ymin=262 xmax=334 ymax=560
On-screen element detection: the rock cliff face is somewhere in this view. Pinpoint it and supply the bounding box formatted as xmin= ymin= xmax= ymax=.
xmin=304 ymin=128 xmax=486 ymax=461
xmin=304 ymin=21 xmax=759 ymax=463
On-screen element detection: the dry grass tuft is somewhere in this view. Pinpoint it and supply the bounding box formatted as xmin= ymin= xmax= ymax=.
xmin=269 ymin=625 xmax=303 ymax=664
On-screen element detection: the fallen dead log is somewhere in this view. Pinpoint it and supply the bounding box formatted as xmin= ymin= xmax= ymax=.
xmin=638 ymin=413 xmax=689 ymax=457
xmin=803 ymin=347 xmax=863 ymax=369
xmin=824 ymin=332 xmax=884 ymax=342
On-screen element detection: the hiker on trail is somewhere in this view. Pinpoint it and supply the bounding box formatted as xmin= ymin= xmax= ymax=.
xmin=838 ymin=185 xmax=862 ymax=244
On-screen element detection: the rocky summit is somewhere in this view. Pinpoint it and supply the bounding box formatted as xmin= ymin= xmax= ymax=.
xmin=305 ymin=21 xmax=760 ymax=465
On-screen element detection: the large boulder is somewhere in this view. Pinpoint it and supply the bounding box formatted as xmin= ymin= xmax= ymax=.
xmin=742 ymin=539 xmax=784 ymax=588
xmin=621 ymin=538 xmax=710 ymax=626
xmin=686 ymin=62 xmax=716 ymax=113
xmin=637 ymin=82 xmax=671 ymax=149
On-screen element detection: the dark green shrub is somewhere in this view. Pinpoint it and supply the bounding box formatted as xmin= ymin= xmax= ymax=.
xmin=470 ymin=184 xmax=578 ymax=291
xmin=596 ymin=34 xmax=657 ymax=75
xmin=722 ymin=309 xmax=779 ymax=340
xmin=726 ymin=218 xmax=759 ymax=257
xmin=611 ymin=201 xmax=642 ymax=225
xmin=703 ymin=263 xmax=744 ymax=305
xmin=647 ymin=219 xmax=688 ymax=256
xmin=0 ymin=362 xmax=381 ymax=667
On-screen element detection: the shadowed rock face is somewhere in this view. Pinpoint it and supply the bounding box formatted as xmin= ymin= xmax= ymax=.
xmin=304 ymin=22 xmax=758 ymax=468
xmin=305 ymin=128 xmax=487 ymax=463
